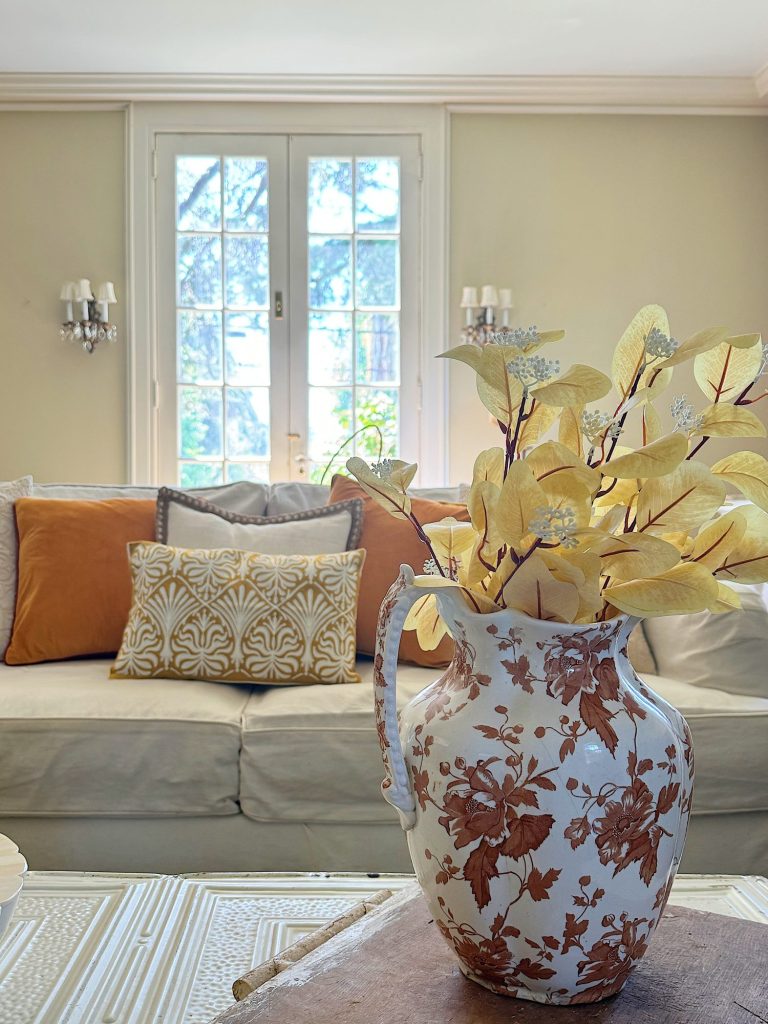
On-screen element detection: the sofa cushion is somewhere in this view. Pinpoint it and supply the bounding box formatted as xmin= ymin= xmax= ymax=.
xmin=6 ymin=498 xmax=157 ymax=665
xmin=156 ymin=488 xmax=363 ymax=554
xmin=0 ymin=476 xmax=32 ymax=657
xmin=265 ymin=481 xmax=466 ymax=517
xmin=643 ymin=584 xmax=768 ymax=699
xmin=239 ymin=663 xmax=768 ymax=825
xmin=33 ymin=480 xmax=270 ymax=514
xmin=0 ymin=659 xmax=250 ymax=816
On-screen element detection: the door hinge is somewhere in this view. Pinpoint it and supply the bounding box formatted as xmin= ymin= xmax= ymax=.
xmin=151 ymin=148 xmax=158 ymax=181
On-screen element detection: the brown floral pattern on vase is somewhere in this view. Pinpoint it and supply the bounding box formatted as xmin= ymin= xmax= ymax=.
xmin=374 ymin=573 xmax=692 ymax=1005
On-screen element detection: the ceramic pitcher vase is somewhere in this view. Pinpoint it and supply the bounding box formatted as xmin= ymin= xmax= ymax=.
xmin=374 ymin=565 xmax=693 ymax=1005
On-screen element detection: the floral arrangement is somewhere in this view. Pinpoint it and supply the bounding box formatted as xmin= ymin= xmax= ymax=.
xmin=347 ymin=305 xmax=768 ymax=647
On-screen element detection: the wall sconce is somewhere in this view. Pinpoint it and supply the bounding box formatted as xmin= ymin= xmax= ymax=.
xmin=460 ymin=285 xmax=514 ymax=346
xmin=59 ymin=278 xmax=117 ymax=354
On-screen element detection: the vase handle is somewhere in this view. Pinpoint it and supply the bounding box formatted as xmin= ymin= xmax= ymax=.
xmin=374 ymin=564 xmax=427 ymax=832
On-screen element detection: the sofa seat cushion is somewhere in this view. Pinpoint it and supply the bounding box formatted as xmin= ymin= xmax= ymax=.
xmin=0 ymin=659 xmax=250 ymax=817
xmin=239 ymin=663 xmax=768 ymax=825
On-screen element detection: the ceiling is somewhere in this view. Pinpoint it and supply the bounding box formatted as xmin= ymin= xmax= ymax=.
xmin=1 ymin=0 xmax=767 ymax=78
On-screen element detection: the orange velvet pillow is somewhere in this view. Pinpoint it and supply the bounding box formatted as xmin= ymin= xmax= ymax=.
xmin=328 ymin=476 xmax=469 ymax=668
xmin=5 ymin=498 xmax=156 ymax=665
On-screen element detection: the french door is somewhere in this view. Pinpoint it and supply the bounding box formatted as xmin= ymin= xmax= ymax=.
xmin=155 ymin=132 xmax=420 ymax=485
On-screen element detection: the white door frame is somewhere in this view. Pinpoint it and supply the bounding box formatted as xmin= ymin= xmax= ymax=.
xmin=127 ymin=102 xmax=449 ymax=485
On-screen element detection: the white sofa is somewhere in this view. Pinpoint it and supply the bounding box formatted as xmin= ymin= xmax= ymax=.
xmin=0 ymin=482 xmax=766 ymax=875
xmin=1 ymin=656 xmax=766 ymax=875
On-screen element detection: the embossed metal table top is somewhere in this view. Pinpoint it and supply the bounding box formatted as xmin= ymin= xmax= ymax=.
xmin=0 ymin=872 xmax=766 ymax=1024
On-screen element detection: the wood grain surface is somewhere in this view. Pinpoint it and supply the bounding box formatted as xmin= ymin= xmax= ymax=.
xmin=213 ymin=884 xmax=768 ymax=1024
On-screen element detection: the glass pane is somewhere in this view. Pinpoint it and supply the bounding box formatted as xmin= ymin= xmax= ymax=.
xmin=225 ymin=236 xmax=269 ymax=308
xmin=308 ymin=159 xmax=353 ymax=233
xmin=308 ymin=460 xmax=345 ymax=485
xmin=226 ymin=461 xmax=270 ymax=483
xmin=179 ymin=461 xmax=224 ymax=487
xmin=178 ymin=311 xmax=222 ymax=384
xmin=356 ymin=158 xmax=399 ymax=232
xmin=355 ymin=238 xmax=399 ymax=308
xmin=178 ymin=235 xmax=222 ymax=307
xmin=356 ymin=313 xmax=400 ymax=385
xmin=225 ymin=312 xmax=270 ymax=385
xmin=224 ymin=157 xmax=269 ymax=232
xmin=179 ymin=386 xmax=223 ymax=458
xmin=309 ymin=236 xmax=352 ymax=309
xmin=308 ymin=312 xmax=352 ymax=385
xmin=355 ymin=387 xmax=399 ymax=457
xmin=308 ymin=387 xmax=353 ymax=461
xmin=226 ymin=387 xmax=270 ymax=458
xmin=177 ymin=157 xmax=221 ymax=231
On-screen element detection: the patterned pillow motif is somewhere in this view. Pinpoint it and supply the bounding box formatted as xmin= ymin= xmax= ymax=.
xmin=111 ymin=542 xmax=365 ymax=685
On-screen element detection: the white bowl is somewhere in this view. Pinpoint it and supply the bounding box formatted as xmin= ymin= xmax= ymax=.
xmin=0 ymin=834 xmax=27 ymax=941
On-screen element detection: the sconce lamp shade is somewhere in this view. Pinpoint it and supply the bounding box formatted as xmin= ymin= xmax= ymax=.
xmin=460 ymin=286 xmax=478 ymax=308
xmin=480 ymin=285 xmax=498 ymax=307
xmin=499 ymin=288 xmax=514 ymax=309
xmin=59 ymin=282 xmax=77 ymax=301
xmin=75 ymin=279 xmax=94 ymax=302
xmin=96 ymin=282 xmax=117 ymax=303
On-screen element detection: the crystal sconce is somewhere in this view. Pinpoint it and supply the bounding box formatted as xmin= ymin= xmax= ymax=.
xmin=59 ymin=279 xmax=117 ymax=353
xmin=460 ymin=285 xmax=514 ymax=346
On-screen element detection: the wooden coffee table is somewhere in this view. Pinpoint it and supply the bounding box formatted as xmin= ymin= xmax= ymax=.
xmin=1 ymin=872 xmax=766 ymax=1023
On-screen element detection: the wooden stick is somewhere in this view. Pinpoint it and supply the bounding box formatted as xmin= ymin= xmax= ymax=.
xmin=232 ymin=889 xmax=393 ymax=1001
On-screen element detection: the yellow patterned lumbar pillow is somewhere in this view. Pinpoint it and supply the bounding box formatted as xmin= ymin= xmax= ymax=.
xmin=111 ymin=542 xmax=366 ymax=685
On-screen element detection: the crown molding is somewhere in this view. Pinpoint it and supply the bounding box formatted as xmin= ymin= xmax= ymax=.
xmin=0 ymin=72 xmax=766 ymax=111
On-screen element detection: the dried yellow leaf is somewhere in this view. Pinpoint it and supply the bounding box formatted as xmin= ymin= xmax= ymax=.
xmin=710 ymin=451 xmax=768 ymax=512
xmin=493 ymin=552 xmax=580 ymax=623
xmin=686 ymin=510 xmax=747 ymax=570
xmin=636 ymin=461 xmax=726 ymax=534
xmin=694 ymin=341 xmax=763 ymax=402
xmin=423 ymin=517 xmax=476 ymax=568
xmin=533 ymin=364 xmax=612 ymax=407
xmin=525 ymin=440 xmax=600 ymax=495
xmin=642 ymin=403 xmax=663 ymax=445
xmin=612 ymin=305 xmax=669 ymax=401
xmin=708 ymin=581 xmax=743 ymax=613
xmin=517 ymin=399 xmax=560 ymax=450
xmin=656 ymin=327 xmax=729 ymax=367
xmin=604 ymin=562 xmax=718 ymax=617
xmin=558 ymin=405 xmax=584 ymax=457
xmin=345 ymin=457 xmax=414 ymax=519
xmin=695 ymin=403 xmax=767 ymax=439
xmin=714 ymin=504 xmax=768 ymax=583
xmin=472 ymin=447 xmax=505 ymax=487
xmin=599 ymin=433 xmax=688 ymax=479
xmin=403 ymin=593 xmax=448 ymax=650
xmin=589 ymin=532 xmax=681 ymax=579
xmin=496 ymin=461 xmax=547 ymax=549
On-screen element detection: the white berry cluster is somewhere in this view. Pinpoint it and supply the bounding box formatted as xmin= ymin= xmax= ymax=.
xmin=529 ymin=505 xmax=579 ymax=549
xmin=580 ymin=409 xmax=622 ymax=443
xmin=645 ymin=327 xmax=679 ymax=360
xmin=670 ymin=394 xmax=704 ymax=433
xmin=423 ymin=557 xmax=459 ymax=581
xmin=491 ymin=326 xmax=540 ymax=349
xmin=370 ymin=458 xmax=396 ymax=480
xmin=507 ymin=354 xmax=560 ymax=390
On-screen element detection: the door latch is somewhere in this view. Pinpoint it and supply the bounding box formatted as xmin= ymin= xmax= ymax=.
xmin=274 ymin=291 xmax=284 ymax=319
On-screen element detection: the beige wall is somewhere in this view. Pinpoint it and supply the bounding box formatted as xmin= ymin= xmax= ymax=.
xmin=0 ymin=111 xmax=126 ymax=483
xmin=449 ymin=114 xmax=768 ymax=483
xmin=1 ymin=110 xmax=766 ymax=486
